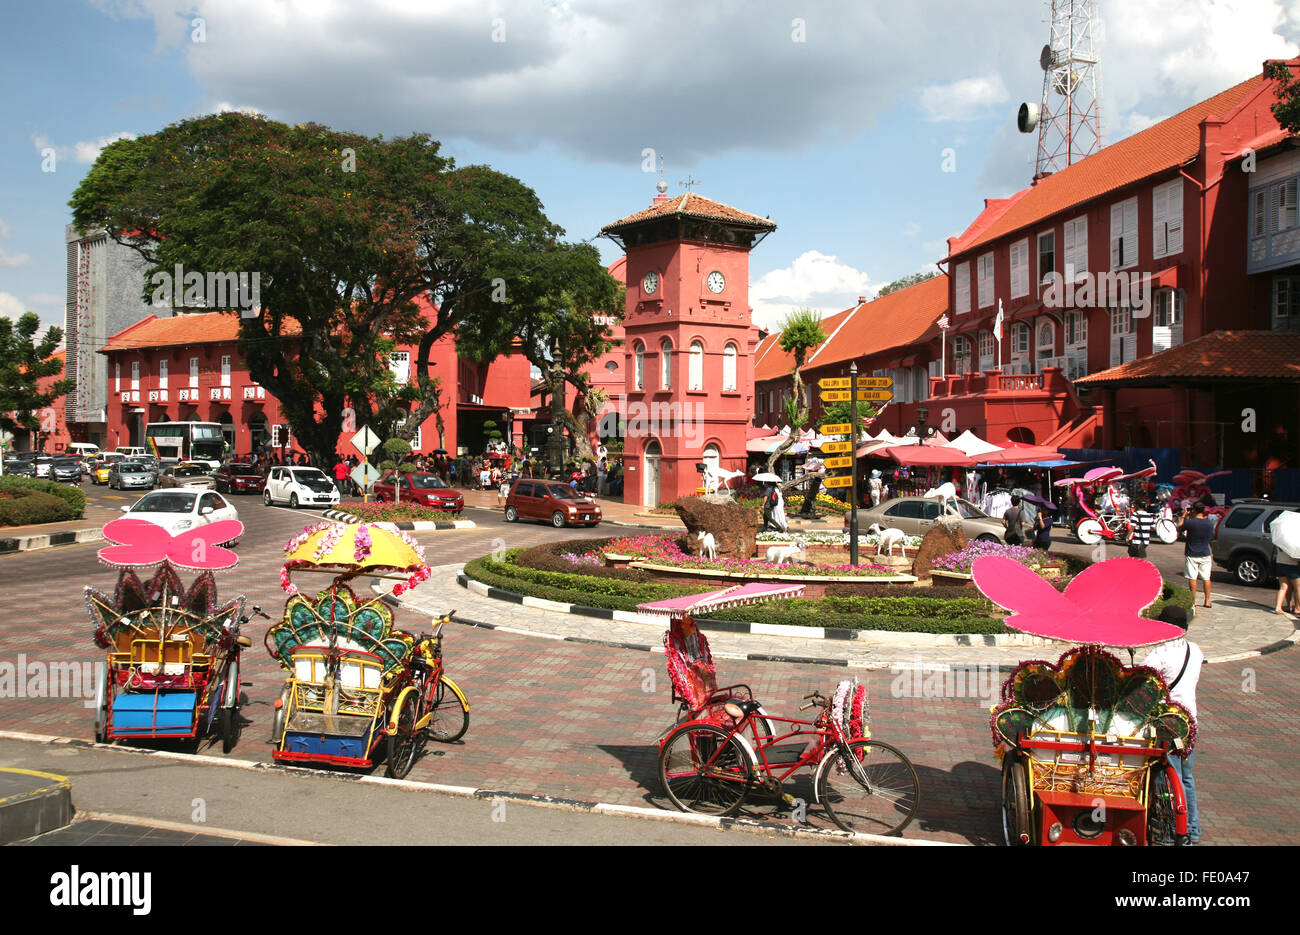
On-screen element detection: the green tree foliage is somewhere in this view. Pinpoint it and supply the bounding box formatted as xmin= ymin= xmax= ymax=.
xmin=1265 ymin=61 xmax=1300 ymax=133
xmin=876 ymin=269 xmax=939 ymax=298
xmin=0 ymin=313 xmax=72 ymax=441
xmin=69 ymin=113 xmax=562 ymax=466
xmin=767 ymin=307 xmax=827 ymax=471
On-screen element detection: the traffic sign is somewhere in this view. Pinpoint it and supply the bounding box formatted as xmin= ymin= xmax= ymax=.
xmin=820 ymin=390 xmax=851 ymax=403
xmin=856 ymin=376 xmax=893 ymax=388
xmin=351 ymin=461 xmax=380 ymax=490
xmin=857 ymin=389 xmax=894 ymax=402
xmin=820 ymin=440 xmax=852 ymax=454
xmin=818 ymin=377 xmax=851 ymax=389
xmin=820 ymin=422 xmax=851 ymax=434
xmin=822 ymin=475 xmax=853 ymax=488
xmin=823 ymin=456 xmax=853 ymax=469
xmin=350 ymin=425 xmax=381 ymax=457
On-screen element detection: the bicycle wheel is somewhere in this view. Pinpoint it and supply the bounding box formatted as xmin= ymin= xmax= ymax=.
xmin=817 ymin=739 xmax=920 ymax=836
xmin=426 ymin=677 xmax=469 ymax=743
xmin=385 ymin=691 xmax=423 ymax=779
xmin=1146 ymin=764 xmax=1185 ymax=845
xmin=1001 ymin=754 xmax=1033 ymax=846
xmin=658 ymin=723 xmax=753 ymax=817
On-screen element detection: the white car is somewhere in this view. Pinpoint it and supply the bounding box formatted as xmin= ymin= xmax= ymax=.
xmin=120 ymin=489 xmax=241 ymax=543
xmin=263 ymin=466 xmax=340 ymax=509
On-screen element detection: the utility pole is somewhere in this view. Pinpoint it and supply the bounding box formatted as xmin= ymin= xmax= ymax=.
xmin=849 ymin=362 xmax=861 ymax=566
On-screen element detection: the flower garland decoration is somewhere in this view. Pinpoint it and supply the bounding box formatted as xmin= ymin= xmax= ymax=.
xmin=353 ymin=524 xmax=373 ymax=564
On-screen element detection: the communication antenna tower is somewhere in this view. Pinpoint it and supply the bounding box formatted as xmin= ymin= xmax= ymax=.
xmin=1017 ymin=0 xmax=1104 ymax=178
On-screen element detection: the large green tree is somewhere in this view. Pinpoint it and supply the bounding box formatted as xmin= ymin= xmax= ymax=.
xmin=876 ymin=269 xmax=939 ymax=297
xmin=0 ymin=313 xmax=72 ymax=444
xmin=455 ymin=242 xmax=623 ymax=460
xmin=1266 ymin=60 xmax=1300 ymax=132
xmin=69 ymin=113 xmax=560 ymax=465
xmin=766 ymin=307 xmax=828 ymax=471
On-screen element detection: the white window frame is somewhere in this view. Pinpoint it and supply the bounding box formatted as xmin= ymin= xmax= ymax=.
xmin=688 ymin=340 xmax=704 ymax=391
xmin=977 ymin=330 xmax=995 ymax=370
xmin=189 ymin=357 xmax=199 ymax=388
xmin=977 ymin=253 xmax=994 ymax=308
xmin=1065 ymin=310 xmax=1088 ymax=347
xmin=1064 ymin=215 xmax=1088 ymax=280
xmin=1109 ymin=306 xmax=1135 ymax=367
xmin=158 ymin=359 xmax=168 ymax=390
xmin=1273 ymin=276 xmax=1300 ymax=330
xmin=130 ymin=360 xmax=140 ymax=391
xmin=659 ymin=339 xmax=673 ymax=390
xmin=955 ymin=261 xmax=971 ymax=315
xmin=1152 ymin=288 xmax=1184 ymax=352
xmin=1036 ymin=319 xmax=1055 ymax=367
xmin=633 ymin=342 xmax=645 ymax=391
xmin=1253 ymin=189 xmax=1267 ymax=238
xmin=390 ymin=351 xmax=410 ymax=385
xmin=114 ymin=362 xmax=121 ymax=393
xmin=220 ymin=354 xmax=231 ymax=388
xmin=1009 ymin=239 xmax=1029 ymax=298
xmin=1037 ymin=230 xmax=1056 ymax=286
xmin=1110 ymin=197 xmax=1139 ymax=270
xmin=722 ymin=343 xmax=737 ymax=392
xmin=1153 ymin=178 xmax=1185 ymax=258
xmin=952 ymin=335 xmax=972 ymax=372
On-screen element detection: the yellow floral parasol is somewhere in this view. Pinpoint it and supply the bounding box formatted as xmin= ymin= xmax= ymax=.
xmin=280 ymin=521 xmax=430 ymax=595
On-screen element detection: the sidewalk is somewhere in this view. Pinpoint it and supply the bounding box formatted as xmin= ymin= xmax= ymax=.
xmin=393 ymin=563 xmax=1300 ymax=668
xmin=0 ymin=502 xmax=119 ymax=554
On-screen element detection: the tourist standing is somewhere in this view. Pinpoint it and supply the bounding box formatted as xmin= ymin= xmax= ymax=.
xmin=868 ymin=470 xmax=883 ymax=507
xmin=1274 ymin=542 xmax=1299 ymax=615
xmin=1002 ymin=494 xmax=1026 ymax=545
xmin=1140 ymin=606 xmax=1204 ymax=845
xmin=1179 ymin=502 xmax=1217 ymax=608
xmin=1128 ymin=499 xmax=1155 ymax=559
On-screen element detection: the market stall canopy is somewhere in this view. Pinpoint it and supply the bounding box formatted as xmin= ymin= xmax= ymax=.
xmin=948 ymin=430 xmax=1003 ymax=458
xmin=977 ymin=443 xmax=1062 ymax=465
xmin=881 ymin=444 xmax=976 ymax=467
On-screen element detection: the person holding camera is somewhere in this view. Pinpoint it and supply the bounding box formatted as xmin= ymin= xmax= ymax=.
xmin=1179 ymin=501 xmax=1218 ymax=608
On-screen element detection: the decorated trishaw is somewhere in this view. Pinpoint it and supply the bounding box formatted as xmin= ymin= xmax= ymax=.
xmin=1055 ymin=460 xmax=1177 ymax=546
xmin=266 ymin=521 xmax=469 ymax=777
xmin=973 ymin=555 xmax=1195 ymax=845
xmin=644 ymin=583 xmax=920 ymax=835
xmin=86 ymin=518 xmax=257 ymax=750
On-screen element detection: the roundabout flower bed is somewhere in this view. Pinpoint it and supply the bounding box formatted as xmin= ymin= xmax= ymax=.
xmin=339 ymin=501 xmax=462 ymax=523
xmin=602 ymin=533 xmax=901 ymax=577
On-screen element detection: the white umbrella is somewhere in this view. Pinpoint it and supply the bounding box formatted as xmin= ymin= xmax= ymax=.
xmin=752 ymin=472 xmax=782 ymax=483
xmin=1271 ymin=510 xmax=1300 ymax=560
xmin=949 ymin=429 xmax=1003 ymax=458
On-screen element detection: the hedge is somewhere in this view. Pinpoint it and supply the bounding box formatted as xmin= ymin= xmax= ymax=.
xmin=0 ymin=487 xmax=78 ymax=526
xmin=463 ymin=551 xmax=698 ymax=611
xmin=0 ymin=476 xmax=85 ymax=517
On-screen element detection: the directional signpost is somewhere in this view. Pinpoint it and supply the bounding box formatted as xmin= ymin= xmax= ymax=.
xmin=824 ymin=456 xmax=853 ymax=469
xmin=817 ymin=372 xmax=894 ymax=565
xmin=822 ymin=476 xmax=853 ymax=488
xmin=350 ymin=425 xmax=382 ymax=502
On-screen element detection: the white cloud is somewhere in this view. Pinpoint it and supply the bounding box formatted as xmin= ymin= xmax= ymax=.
xmin=920 ymin=75 xmax=1011 ymax=122
xmin=0 ymin=292 xmax=27 ymax=319
xmin=0 ymin=251 xmax=32 ymax=269
xmin=750 ymin=251 xmax=877 ymax=332
xmin=0 ymin=218 xmax=9 ymax=239
xmin=903 ymin=221 xmax=921 ymax=237
xmin=32 ymin=131 xmax=137 ymax=165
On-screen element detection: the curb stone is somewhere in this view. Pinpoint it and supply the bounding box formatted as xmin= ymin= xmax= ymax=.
xmin=323 ymin=509 xmax=476 ymax=531
xmin=0 ymin=527 xmax=103 ymax=555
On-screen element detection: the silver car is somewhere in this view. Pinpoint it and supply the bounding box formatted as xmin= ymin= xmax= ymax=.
xmin=108 ymin=461 xmax=157 ymax=491
xmin=843 ymin=495 xmax=1006 ymax=543
xmin=1210 ymin=499 xmax=1300 ymax=586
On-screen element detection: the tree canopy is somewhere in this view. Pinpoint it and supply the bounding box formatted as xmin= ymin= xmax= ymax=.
xmin=876 ymin=269 xmax=939 ymax=298
xmin=69 ymin=112 xmax=578 ymax=463
xmin=766 ymin=307 xmax=827 ymax=471
xmin=0 ymin=313 xmax=71 ymax=442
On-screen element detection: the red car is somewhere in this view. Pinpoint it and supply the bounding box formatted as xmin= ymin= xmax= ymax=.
xmin=213 ymin=462 xmax=266 ymax=495
xmin=505 ymin=479 xmax=602 ymax=528
xmin=372 ymin=472 xmax=464 ymax=512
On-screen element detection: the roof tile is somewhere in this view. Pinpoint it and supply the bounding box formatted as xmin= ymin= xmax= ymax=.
xmin=1076 ymin=330 xmax=1300 ymax=386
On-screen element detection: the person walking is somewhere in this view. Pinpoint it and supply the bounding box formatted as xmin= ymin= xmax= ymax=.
xmin=1031 ymin=505 xmax=1054 ymax=550
xmin=1179 ymin=502 xmax=1217 ymax=608
xmin=868 ymin=470 xmax=883 ymax=508
xmin=333 ymin=458 xmax=350 ymax=497
xmin=1128 ymin=499 xmax=1155 ymax=559
xmin=1273 ymin=545 xmax=1299 ymax=615
xmin=1140 ymin=606 xmax=1204 ymax=845
xmin=1002 ymin=494 xmax=1026 ymax=545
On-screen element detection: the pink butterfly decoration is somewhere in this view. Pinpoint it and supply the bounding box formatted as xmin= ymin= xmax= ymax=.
xmin=971 ymin=556 xmax=1184 ymax=647
xmin=98 ymin=518 xmax=243 ymax=571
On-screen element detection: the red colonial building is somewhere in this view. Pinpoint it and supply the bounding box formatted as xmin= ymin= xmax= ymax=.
xmin=98 ymin=305 xmax=535 ymax=459
xmin=601 ymin=189 xmax=774 ymax=505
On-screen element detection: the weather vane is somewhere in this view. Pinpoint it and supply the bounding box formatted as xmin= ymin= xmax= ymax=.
xmin=679 ymin=174 xmax=701 ymax=192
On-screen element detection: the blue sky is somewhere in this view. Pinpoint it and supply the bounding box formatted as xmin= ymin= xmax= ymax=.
xmin=3 ymin=0 xmax=1299 ymax=334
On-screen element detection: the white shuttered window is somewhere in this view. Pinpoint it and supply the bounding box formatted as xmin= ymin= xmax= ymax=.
xmin=1010 ymin=239 xmax=1029 ymax=298
xmin=977 ymin=253 xmax=994 ymax=308
xmin=1110 ymin=197 xmax=1139 ymax=269
xmin=1152 ymin=179 xmax=1185 ymax=258
xmin=1064 ymin=216 xmax=1088 ymax=279
xmin=955 ymin=262 xmax=971 ymax=315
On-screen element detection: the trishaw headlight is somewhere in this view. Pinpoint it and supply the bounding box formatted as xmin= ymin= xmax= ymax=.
xmin=1117 ymin=829 xmax=1137 ymax=846
xmin=724 ymin=703 xmax=744 ymax=720
xmin=1048 ymin=822 xmax=1063 ymax=843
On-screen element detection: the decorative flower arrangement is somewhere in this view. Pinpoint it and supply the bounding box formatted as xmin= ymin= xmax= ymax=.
xmin=602 ymin=533 xmax=899 ymax=577
xmin=562 ymin=551 xmax=603 ymax=567
xmin=931 ymin=540 xmax=1044 ymax=574
xmin=392 ymin=563 xmax=431 ymax=596
xmin=353 ymin=524 xmax=373 ymax=564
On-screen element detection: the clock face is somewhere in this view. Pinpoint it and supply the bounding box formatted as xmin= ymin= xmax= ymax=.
xmin=707 ymin=271 xmax=725 ymax=294
xmin=643 ymin=271 xmax=658 ymax=295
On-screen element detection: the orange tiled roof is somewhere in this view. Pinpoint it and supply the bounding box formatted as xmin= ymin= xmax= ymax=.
xmin=951 ymin=73 xmax=1270 ymax=257
xmin=1075 ymin=331 xmax=1300 ymax=386
xmin=753 ymin=305 xmax=855 ymax=383
xmin=602 ymin=192 xmax=777 ymax=233
xmin=100 ymin=312 xmax=301 ymax=353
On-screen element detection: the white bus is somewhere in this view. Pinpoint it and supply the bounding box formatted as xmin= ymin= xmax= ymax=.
xmin=145 ymin=422 xmax=225 ymax=469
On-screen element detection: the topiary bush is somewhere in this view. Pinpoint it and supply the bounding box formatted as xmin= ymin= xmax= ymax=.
xmin=0 ymin=476 xmax=86 ymax=516
xmin=0 ymin=486 xmax=78 ymax=526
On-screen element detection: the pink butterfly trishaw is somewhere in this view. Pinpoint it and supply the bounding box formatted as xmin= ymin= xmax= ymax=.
xmin=85 ymin=518 xmax=265 ymax=751
xmin=973 ymin=555 xmax=1196 ymax=846
xmin=1054 ymin=460 xmax=1177 ymax=546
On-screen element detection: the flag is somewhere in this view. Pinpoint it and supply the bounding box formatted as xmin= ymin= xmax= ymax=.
xmin=993 ymin=300 xmax=1004 ymax=341
xmin=938 ymin=315 xmax=950 ymax=330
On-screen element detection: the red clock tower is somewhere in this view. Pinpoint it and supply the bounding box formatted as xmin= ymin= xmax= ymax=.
xmin=601 ymin=184 xmax=776 ymax=506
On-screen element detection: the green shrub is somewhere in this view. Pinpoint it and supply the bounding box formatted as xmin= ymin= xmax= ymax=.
xmin=0 ymin=476 xmax=85 ymax=517
xmin=0 ymin=487 xmax=77 ymax=526
xmin=463 ymin=552 xmax=697 ymax=611
xmin=1144 ymin=580 xmax=1195 ymax=620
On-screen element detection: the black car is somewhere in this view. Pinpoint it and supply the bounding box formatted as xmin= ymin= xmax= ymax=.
xmin=3 ymin=455 xmax=36 ymax=477
xmin=50 ymin=457 xmax=83 ymax=484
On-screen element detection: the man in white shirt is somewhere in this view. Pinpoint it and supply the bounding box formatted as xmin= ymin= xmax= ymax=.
xmin=1140 ymin=606 xmax=1204 ymax=844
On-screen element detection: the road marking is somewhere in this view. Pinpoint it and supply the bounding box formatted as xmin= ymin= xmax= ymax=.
xmin=74 ymin=810 xmax=330 ymax=846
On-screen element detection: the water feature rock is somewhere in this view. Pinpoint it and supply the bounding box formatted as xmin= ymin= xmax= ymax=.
xmin=675 ymin=496 xmax=760 ymax=558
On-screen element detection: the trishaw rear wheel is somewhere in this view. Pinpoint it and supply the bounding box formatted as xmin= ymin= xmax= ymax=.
xmin=1147 ymin=765 xmax=1184 ymax=846
xmin=658 ymin=724 xmax=753 ymax=817
xmin=1002 ymin=754 xmax=1033 ymax=845
xmin=818 ymin=739 xmax=920 ymax=836
xmin=385 ymin=692 xmax=422 ymax=779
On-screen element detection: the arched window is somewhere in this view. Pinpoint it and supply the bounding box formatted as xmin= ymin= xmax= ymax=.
xmin=702 ymin=443 xmax=720 ymax=476
xmin=688 ymin=340 xmax=704 ymax=391
xmin=722 ymin=343 xmax=738 ymax=391
xmin=660 ymin=339 xmax=673 ymax=390
xmin=633 ymin=342 xmax=645 ymax=391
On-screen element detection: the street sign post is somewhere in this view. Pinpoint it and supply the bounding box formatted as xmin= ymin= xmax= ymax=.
xmin=818 ymin=377 xmax=851 ymax=389
xmin=820 ymin=390 xmax=852 ymax=403
xmin=857 ymin=389 xmax=894 ymax=402
xmin=350 ymin=461 xmax=380 ymax=494
xmin=820 ymin=440 xmax=852 ymax=454
xmin=820 ymin=422 xmax=851 ymax=434
xmin=349 ymin=425 xmax=382 ymax=503
xmin=849 ymin=362 xmax=861 ymax=565
xmin=823 ymin=476 xmax=853 ymax=488
xmin=823 ymin=456 xmax=853 ymax=469
xmin=855 ymin=376 xmax=893 ymax=388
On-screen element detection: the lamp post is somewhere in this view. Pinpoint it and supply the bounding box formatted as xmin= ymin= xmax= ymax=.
xmin=912 ymin=406 xmax=937 ymax=445
xmin=849 ymin=362 xmax=860 ymax=566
